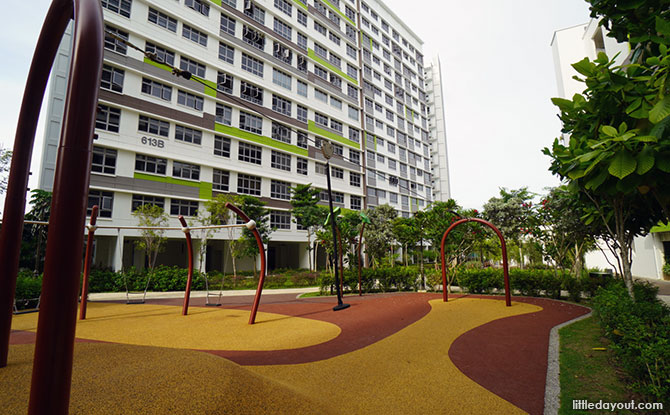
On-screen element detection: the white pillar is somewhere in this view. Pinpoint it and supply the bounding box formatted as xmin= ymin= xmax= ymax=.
xmin=113 ymin=232 xmax=123 ymax=272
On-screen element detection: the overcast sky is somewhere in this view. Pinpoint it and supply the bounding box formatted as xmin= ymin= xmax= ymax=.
xmin=0 ymin=0 xmax=592 ymax=210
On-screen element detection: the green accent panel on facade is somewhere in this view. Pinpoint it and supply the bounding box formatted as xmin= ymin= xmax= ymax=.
xmin=373 ymin=134 xmax=377 ymax=151
xmin=321 ymin=0 xmax=356 ymax=26
xmin=208 ymin=0 xmax=222 ymax=6
xmin=199 ymin=182 xmax=213 ymax=199
xmin=133 ymin=172 xmax=203 ymax=189
xmin=291 ymin=0 xmax=308 ymax=10
xmin=651 ymin=222 xmax=670 ymax=233
xmin=215 ymin=123 xmax=308 ymax=156
xmin=144 ymin=57 xmax=172 ymax=73
xmin=200 ymin=78 xmax=218 ymax=98
xmin=308 ymin=121 xmax=360 ymax=149
xmin=307 ymin=49 xmax=358 ymax=85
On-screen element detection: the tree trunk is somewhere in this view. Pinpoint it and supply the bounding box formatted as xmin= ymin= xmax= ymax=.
xmin=307 ymin=231 xmax=313 ymax=272
xmin=570 ymin=242 xmax=584 ymax=278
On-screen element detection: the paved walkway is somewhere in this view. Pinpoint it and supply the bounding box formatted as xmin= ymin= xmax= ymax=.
xmin=88 ymin=286 xmax=320 ymax=301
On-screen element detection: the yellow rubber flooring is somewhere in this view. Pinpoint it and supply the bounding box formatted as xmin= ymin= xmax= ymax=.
xmin=10 ymin=302 xmax=340 ymax=351
xmin=4 ymin=297 xmax=541 ymax=414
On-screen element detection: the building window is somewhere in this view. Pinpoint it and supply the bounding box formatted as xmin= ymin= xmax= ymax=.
xmin=237 ymin=173 xmax=261 ymax=196
xmin=331 ymin=97 xmax=342 ymax=109
xmin=349 ymin=149 xmax=360 ymax=165
xmin=182 ymin=24 xmax=208 ymax=47
xmin=297 ymin=131 xmax=308 ymax=148
xmin=349 ymin=128 xmax=360 ymax=143
xmin=350 ymin=195 xmax=361 ymax=210
xmin=102 ymin=0 xmax=131 ymax=18
xmin=96 ymin=105 xmax=121 ymax=132
xmin=215 ymin=103 xmax=232 ymax=125
xmin=239 ymin=111 xmax=263 ymax=135
xmin=347 ymin=83 xmax=358 ymax=100
xmin=185 ymin=0 xmax=209 ymax=15
xmin=271 ymin=150 xmax=291 ymax=171
xmin=348 ymin=105 xmax=358 ymax=120
xmin=177 ymin=90 xmax=204 ymax=111
xmin=91 ymin=147 xmax=117 ymax=175
xmin=273 ymin=42 xmax=292 ymax=64
xmin=314 ymin=21 xmax=326 ymax=36
xmin=105 ymin=25 xmax=129 ymax=54
xmin=297 ymin=54 xmax=307 ymax=72
xmin=350 ymin=172 xmax=361 ymax=187
xmin=271 ymin=122 xmax=291 ymax=143
xmin=274 ymin=0 xmax=292 ymax=16
xmin=214 ymin=135 xmax=231 ymax=158
xmin=297 ymin=32 xmax=308 ymax=50
xmin=175 ymin=125 xmax=202 ymax=145
xmin=138 ymin=115 xmax=169 ymax=137
xmin=297 ymin=157 xmax=308 ymax=175
xmin=180 ymin=57 xmax=206 ymax=78
xmin=329 ymin=31 xmax=340 ymax=46
xmin=244 ymin=2 xmax=265 ymax=24
xmin=213 ymin=169 xmax=230 ymax=191
xmin=315 ymin=162 xmax=326 ymax=175
xmin=297 ymin=9 xmax=307 ymax=26
xmin=141 ymin=78 xmax=172 ymax=101
xmin=315 ymin=88 xmax=328 ymax=103
xmin=241 ymin=53 xmax=264 ymax=76
xmin=145 ymin=42 xmax=174 ymax=66
xmin=270 ymin=180 xmax=291 ymax=200
xmin=238 ymin=141 xmax=262 ymax=164
xmin=88 ymin=190 xmax=114 ymax=218
xmin=273 ymin=18 xmax=292 ymax=41
xmin=101 ymin=65 xmax=124 ymax=93
xmin=330 ymin=119 xmax=342 ymax=133
xmin=240 ymin=81 xmax=263 ymax=105
xmin=170 ymin=199 xmax=199 ymax=216
xmin=314 ymin=112 xmax=328 ymax=127
xmin=270 ymin=210 xmax=291 ymax=229
xmin=172 ymin=161 xmax=200 ymax=180
xmin=297 ymin=105 xmax=307 ymax=123
xmin=217 ymin=72 xmax=233 ymax=94
xmin=131 ymin=194 xmax=164 ymax=211
xmin=220 ymin=13 xmax=236 ymax=36
xmin=331 ymin=166 xmax=344 ymax=179
xmin=272 ymin=95 xmax=292 ymax=116
xmin=135 ymin=154 xmax=167 ymax=175
xmin=148 ymin=8 xmax=177 ymax=32
xmin=273 ymin=68 xmax=292 ymax=90
xmin=219 ymin=42 xmax=235 ymax=64
xmin=297 ymin=80 xmax=308 ymax=97
xmin=242 ymin=25 xmax=265 ymax=50
xmin=332 ymin=191 xmax=344 ymax=204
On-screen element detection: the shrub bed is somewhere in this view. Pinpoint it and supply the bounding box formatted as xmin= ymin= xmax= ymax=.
xmin=592 ymin=282 xmax=670 ymax=402
xmin=319 ymin=266 xmax=419 ymax=294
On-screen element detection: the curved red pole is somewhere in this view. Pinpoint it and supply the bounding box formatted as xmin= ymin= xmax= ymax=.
xmin=180 ymin=216 xmax=194 ymax=316
xmin=440 ymin=218 xmax=511 ymax=306
xmin=0 ymin=0 xmax=75 ymax=369
xmin=225 ymin=202 xmax=266 ymax=324
xmin=79 ymin=205 xmax=98 ymax=320
xmin=27 ymin=0 xmax=104 ymax=413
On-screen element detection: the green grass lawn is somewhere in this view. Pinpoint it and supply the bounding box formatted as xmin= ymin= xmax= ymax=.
xmin=559 ymin=316 xmax=633 ymax=414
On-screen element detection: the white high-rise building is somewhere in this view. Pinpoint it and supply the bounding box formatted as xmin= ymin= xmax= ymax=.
xmin=39 ymin=0 xmax=451 ymax=272
xmin=425 ymin=56 xmax=450 ymax=202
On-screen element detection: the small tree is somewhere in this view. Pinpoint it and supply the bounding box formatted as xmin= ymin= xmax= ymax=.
xmin=204 ymin=194 xmax=240 ymax=275
xmin=392 ymin=216 xmax=418 ymax=266
xmin=363 ymin=204 xmax=397 ymax=267
xmin=132 ymin=204 xmax=169 ymax=271
xmin=290 ymin=184 xmax=326 ymax=272
xmin=0 ymin=146 xmax=11 ymax=196
xmin=24 ymin=189 xmax=52 ymax=273
xmin=239 ymin=195 xmax=271 ymax=277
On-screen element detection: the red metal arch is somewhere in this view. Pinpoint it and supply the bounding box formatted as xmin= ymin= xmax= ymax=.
xmin=440 ymin=218 xmax=511 ymax=306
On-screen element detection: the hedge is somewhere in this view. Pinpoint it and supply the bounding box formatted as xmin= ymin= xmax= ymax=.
xmin=592 ymin=282 xmax=670 ymax=402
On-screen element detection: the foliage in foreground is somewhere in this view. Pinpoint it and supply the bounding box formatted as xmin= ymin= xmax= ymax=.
xmin=592 ymin=282 xmax=670 ymax=402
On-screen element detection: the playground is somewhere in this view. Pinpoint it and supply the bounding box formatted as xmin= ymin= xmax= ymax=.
xmin=4 ymin=292 xmax=589 ymax=414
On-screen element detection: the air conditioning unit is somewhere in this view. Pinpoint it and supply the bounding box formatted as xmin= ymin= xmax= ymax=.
xmin=274 ymin=43 xmax=281 ymax=54
xmin=283 ymin=49 xmax=291 ymax=58
xmin=244 ymin=0 xmax=252 ymax=10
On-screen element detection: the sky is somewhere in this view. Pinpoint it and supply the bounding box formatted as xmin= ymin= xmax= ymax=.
xmin=0 ymin=0 xmax=592 ymax=211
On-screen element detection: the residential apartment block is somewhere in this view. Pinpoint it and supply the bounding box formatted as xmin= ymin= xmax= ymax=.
xmin=39 ymin=0 xmax=450 ymax=272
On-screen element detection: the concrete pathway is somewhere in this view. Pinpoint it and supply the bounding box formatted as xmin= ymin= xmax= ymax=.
xmin=88 ymin=286 xmax=320 ymax=301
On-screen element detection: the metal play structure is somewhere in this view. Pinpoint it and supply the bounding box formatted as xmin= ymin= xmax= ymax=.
xmin=78 ymin=204 xmax=267 ymax=322
xmin=440 ymin=218 xmax=512 ymax=307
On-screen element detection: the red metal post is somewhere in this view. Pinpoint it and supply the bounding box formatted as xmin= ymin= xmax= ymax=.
xmin=0 ymin=0 xmax=74 ymax=369
xmin=180 ymin=216 xmax=194 ymax=316
xmin=440 ymin=218 xmax=512 ymax=306
xmin=225 ymin=203 xmax=266 ymax=325
xmin=79 ymin=205 xmax=98 ymax=320
xmin=27 ymin=1 xmax=104 ymax=414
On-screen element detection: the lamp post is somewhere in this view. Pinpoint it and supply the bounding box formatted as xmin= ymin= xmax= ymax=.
xmin=322 ymin=142 xmax=349 ymax=311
